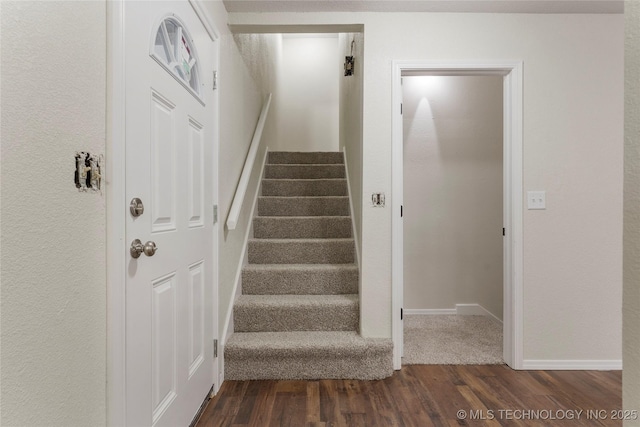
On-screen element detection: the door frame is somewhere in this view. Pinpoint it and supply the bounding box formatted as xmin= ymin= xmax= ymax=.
xmin=107 ymin=2 xmax=220 ymax=425
xmin=391 ymin=60 xmax=524 ymax=370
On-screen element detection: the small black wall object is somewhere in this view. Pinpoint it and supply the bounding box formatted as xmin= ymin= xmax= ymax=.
xmin=344 ymin=56 xmax=354 ymax=76
xmin=344 ymin=39 xmax=355 ymax=76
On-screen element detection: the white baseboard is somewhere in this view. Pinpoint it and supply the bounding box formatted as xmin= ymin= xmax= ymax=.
xmin=342 ymin=147 xmax=360 ymax=269
xmin=522 ymin=359 xmax=622 ymax=370
xmin=456 ymin=304 xmax=503 ymax=325
xmin=404 ymin=304 xmax=502 ymax=325
xmin=404 ymin=308 xmax=456 ymax=315
xmin=220 ymin=147 xmax=269 ymax=354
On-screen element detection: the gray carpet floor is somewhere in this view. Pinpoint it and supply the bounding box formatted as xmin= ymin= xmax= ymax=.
xmin=402 ymin=315 xmax=504 ymax=365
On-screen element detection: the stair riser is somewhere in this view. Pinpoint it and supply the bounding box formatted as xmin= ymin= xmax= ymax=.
xmin=224 ymin=354 xmax=393 ymax=380
xmin=261 ymin=179 xmax=347 ymax=196
xmin=268 ymin=152 xmax=344 ymax=165
xmin=242 ymin=268 xmax=358 ymax=295
xmin=253 ymin=217 xmax=352 ymax=239
xmin=234 ymin=303 xmax=358 ymax=332
xmin=258 ymin=197 xmax=350 ymax=216
xmin=265 ymin=165 xmax=346 ymax=179
xmin=248 ymin=240 xmax=355 ymax=264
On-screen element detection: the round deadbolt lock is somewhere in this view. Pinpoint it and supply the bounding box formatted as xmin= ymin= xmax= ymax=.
xmin=130 ymin=198 xmax=144 ymax=217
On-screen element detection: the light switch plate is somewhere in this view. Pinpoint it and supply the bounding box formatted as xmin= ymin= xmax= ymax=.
xmin=527 ymin=191 xmax=546 ymax=210
xmin=371 ymin=193 xmax=385 ymax=207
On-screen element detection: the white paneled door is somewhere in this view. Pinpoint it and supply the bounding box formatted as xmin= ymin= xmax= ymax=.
xmin=124 ymin=2 xmax=216 ymax=426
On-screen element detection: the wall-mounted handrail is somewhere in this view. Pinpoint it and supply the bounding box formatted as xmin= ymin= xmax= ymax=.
xmin=226 ymin=93 xmax=272 ymax=230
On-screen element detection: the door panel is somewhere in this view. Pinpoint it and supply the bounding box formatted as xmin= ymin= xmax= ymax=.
xmin=188 ymin=119 xmax=205 ymax=227
xmin=124 ymin=2 xmax=216 ymax=426
xmin=188 ymin=261 xmax=205 ymax=376
xmin=151 ymin=274 xmax=177 ymax=423
xmin=150 ymin=91 xmax=177 ymax=232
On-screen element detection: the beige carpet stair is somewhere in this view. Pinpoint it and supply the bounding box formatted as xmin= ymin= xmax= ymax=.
xmin=253 ymin=216 xmax=352 ymax=239
xmin=224 ymin=151 xmax=393 ymax=380
xmin=242 ymin=264 xmax=358 ymax=295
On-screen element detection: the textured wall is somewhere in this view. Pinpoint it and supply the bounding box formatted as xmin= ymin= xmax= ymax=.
xmin=204 ymin=2 xmax=280 ymax=372
xmin=275 ymin=35 xmax=339 ymax=152
xmin=230 ymin=11 xmax=624 ymax=362
xmin=402 ymin=76 xmax=503 ymax=319
xmin=339 ymin=32 xmax=364 ymax=270
xmin=624 ymin=1 xmax=640 ymax=423
xmin=0 ymin=1 xmax=107 ymax=426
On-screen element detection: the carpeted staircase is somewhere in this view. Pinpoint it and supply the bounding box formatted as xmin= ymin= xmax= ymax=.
xmin=224 ymin=151 xmax=393 ymax=380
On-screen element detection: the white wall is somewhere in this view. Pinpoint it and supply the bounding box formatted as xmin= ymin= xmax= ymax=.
xmin=402 ymin=76 xmax=503 ymax=319
xmin=339 ymin=32 xmax=364 ymax=267
xmin=275 ymin=35 xmax=339 ymax=152
xmin=0 ymin=2 xmax=107 ymax=426
xmin=203 ymin=2 xmax=280 ymax=359
xmin=624 ymin=1 xmax=640 ymax=422
xmin=229 ymin=11 xmax=624 ymax=363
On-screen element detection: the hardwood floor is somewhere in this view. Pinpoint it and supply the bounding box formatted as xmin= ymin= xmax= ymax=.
xmin=196 ymin=365 xmax=622 ymax=426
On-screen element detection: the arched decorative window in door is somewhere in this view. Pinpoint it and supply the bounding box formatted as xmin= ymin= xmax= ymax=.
xmin=150 ymin=14 xmax=203 ymax=103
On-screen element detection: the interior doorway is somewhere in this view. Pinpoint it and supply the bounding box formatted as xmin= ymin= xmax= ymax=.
xmin=401 ymin=74 xmax=504 ymax=364
xmin=391 ymin=61 xmax=524 ymax=370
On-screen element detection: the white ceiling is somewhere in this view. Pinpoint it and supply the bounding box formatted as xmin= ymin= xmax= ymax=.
xmin=223 ymin=0 xmax=623 ymax=14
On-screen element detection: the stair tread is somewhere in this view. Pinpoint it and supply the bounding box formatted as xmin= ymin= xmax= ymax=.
xmin=266 ymin=164 xmax=345 ymax=166
xmin=236 ymin=294 xmax=358 ymax=306
xmin=226 ymin=331 xmax=391 ymax=353
xmin=258 ymin=195 xmax=349 ymax=199
xmin=250 ymin=237 xmax=353 ymax=241
xmin=262 ymin=178 xmax=347 ymax=181
xmin=268 ymin=152 xmax=345 ymax=165
xmin=243 ymin=263 xmax=358 ymax=270
xmin=255 ymin=215 xmax=350 ymax=219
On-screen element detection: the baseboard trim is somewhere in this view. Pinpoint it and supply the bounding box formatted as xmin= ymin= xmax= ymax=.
xmin=342 ymin=147 xmax=360 ymax=269
xmin=220 ymin=148 xmax=269 ymax=384
xmin=404 ymin=304 xmax=502 ymax=324
xmin=522 ymin=360 xmax=622 ymax=370
xmin=404 ymin=309 xmax=456 ymax=315
xmin=456 ymin=304 xmax=503 ymax=325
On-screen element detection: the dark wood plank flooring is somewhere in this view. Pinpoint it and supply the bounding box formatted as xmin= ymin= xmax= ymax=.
xmin=196 ymin=365 xmax=622 ymax=427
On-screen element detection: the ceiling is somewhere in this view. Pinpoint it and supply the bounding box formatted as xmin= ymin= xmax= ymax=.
xmin=223 ymin=0 xmax=623 ymax=14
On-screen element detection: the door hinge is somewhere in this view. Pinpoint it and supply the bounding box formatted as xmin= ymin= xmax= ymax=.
xmin=400 ymin=103 xmax=403 ymax=114
xmin=213 ymin=205 xmax=218 ymax=224
xmin=401 ymin=308 xmax=403 ymax=320
xmin=213 ymin=71 xmax=218 ymax=90
xmin=213 ymin=339 xmax=218 ymax=358
xmin=503 ymin=227 xmax=505 ymax=236
xmin=401 ymin=205 xmax=403 ymax=217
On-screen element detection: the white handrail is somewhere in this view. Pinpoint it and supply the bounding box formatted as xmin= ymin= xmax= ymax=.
xmin=226 ymin=93 xmax=272 ymax=230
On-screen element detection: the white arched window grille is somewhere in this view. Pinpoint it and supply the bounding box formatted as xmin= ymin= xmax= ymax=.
xmin=150 ymin=14 xmax=203 ymax=103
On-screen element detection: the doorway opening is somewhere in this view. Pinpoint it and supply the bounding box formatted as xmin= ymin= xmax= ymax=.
xmin=391 ymin=61 xmax=524 ymax=370
xmin=401 ymin=74 xmax=504 ymax=364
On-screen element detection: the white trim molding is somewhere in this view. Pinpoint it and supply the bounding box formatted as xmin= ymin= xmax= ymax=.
xmin=107 ymin=1 xmax=222 ymax=423
xmin=404 ymin=305 xmax=503 ymax=323
xmin=522 ymin=360 xmax=622 ymax=370
xmin=456 ymin=304 xmax=503 ymax=325
xmin=106 ymin=1 xmax=126 ymax=425
xmin=391 ymin=60 xmax=524 ymax=371
xmin=404 ymin=309 xmax=457 ymax=315
xmin=188 ymin=0 xmax=220 ymax=41
xmin=342 ymin=147 xmax=361 ymax=269
xmin=219 ymin=148 xmax=269 ymax=386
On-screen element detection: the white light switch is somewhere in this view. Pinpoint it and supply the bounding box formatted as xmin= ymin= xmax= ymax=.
xmin=527 ymin=191 xmax=546 ymax=210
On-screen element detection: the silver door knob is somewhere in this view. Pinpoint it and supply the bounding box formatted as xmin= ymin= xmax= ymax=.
xmin=143 ymin=241 xmax=158 ymax=257
xmin=130 ymin=239 xmax=158 ymax=258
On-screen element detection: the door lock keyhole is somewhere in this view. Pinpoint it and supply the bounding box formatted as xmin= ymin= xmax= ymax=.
xmin=130 ymin=198 xmax=144 ymax=217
